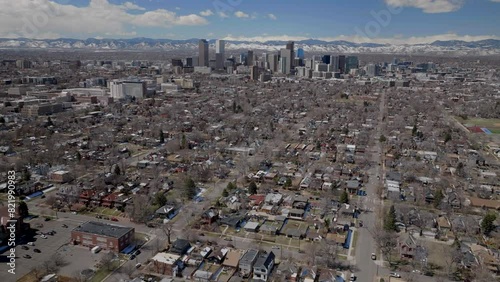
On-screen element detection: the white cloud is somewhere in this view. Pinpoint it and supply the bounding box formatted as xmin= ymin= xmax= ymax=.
xmin=222 ymin=33 xmax=500 ymax=45
xmin=0 ymin=0 xmax=208 ymax=39
xmin=234 ymin=11 xmax=249 ymax=18
xmin=267 ymin=13 xmax=277 ymax=20
xmin=200 ymin=9 xmax=214 ymax=16
xmin=120 ymin=2 xmax=145 ymax=11
xmin=218 ymin=11 xmax=229 ymax=18
xmin=385 ymin=0 xmax=465 ymax=13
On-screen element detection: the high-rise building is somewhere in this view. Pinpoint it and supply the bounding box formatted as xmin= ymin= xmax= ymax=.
xmin=366 ymin=63 xmax=380 ymax=77
xmin=279 ymin=48 xmax=292 ymax=74
xmin=185 ymin=58 xmax=193 ymax=67
xmin=330 ymin=56 xmax=339 ymax=72
xmin=322 ymin=55 xmax=331 ymax=65
xmin=338 ymin=55 xmax=346 ymax=74
xmin=250 ymin=65 xmax=259 ymax=80
xmin=215 ymin=40 xmax=225 ymax=69
xmin=279 ymin=57 xmax=288 ymax=74
xmin=286 ymin=41 xmax=295 ymax=69
xmin=198 ymin=39 xmax=209 ymax=67
xmin=345 ymin=56 xmax=359 ymax=74
xmin=297 ymin=48 xmax=305 ymax=59
xmin=268 ymin=54 xmax=279 ymax=72
xmin=247 ymin=50 xmax=254 ymax=66
xmin=239 ymin=53 xmax=247 ymax=64
xmin=171 ymin=59 xmax=183 ymax=67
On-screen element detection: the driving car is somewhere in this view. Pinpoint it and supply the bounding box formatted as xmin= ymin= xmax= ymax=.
xmin=390 ymin=272 xmax=401 ymax=278
xmin=371 ymin=253 xmax=376 ymax=260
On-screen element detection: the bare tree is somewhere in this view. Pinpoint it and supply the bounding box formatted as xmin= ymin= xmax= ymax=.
xmin=100 ymin=252 xmax=116 ymax=271
xmin=52 ymin=252 xmax=67 ymax=267
xmin=162 ymin=223 xmax=173 ymax=245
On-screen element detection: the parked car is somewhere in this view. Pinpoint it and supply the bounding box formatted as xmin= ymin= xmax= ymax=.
xmin=371 ymin=253 xmax=376 ymax=260
xmin=62 ymin=224 xmax=68 ymax=228
xmin=23 ymin=254 xmax=32 ymax=259
xmin=33 ymin=249 xmax=41 ymax=253
xmin=390 ymin=273 xmax=401 ymax=278
xmin=21 ymin=246 xmax=29 ymax=250
xmin=40 ymin=235 xmax=47 ymax=239
xmin=27 ymin=242 xmax=34 ymax=246
xmin=350 ymin=273 xmax=356 ymax=281
xmin=111 ymin=217 xmax=119 ymax=222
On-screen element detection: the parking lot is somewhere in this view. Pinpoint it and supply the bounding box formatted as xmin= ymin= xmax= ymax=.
xmin=0 ymin=216 xmax=89 ymax=279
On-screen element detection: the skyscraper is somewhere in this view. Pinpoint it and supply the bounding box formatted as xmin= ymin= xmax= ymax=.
xmin=330 ymin=56 xmax=339 ymax=72
xmin=286 ymin=41 xmax=295 ymax=69
xmin=297 ymin=48 xmax=305 ymax=59
xmin=279 ymin=48 xmax=291 ymax=74
xmin=215 ymin=39 xmax=225 ymax=69
xmin=250 ymin=65 xmax=259 ymax=80
xmin=198 ymin=39 xmax=209 ymax=67
xmin=322 ymin=55 xmax=331 ymax=65
xmin=338 ymin=55 xmax=346 ymax=74
xmin=247 ymin=50 xmax=254 ymax=66
xmin=268 ymin=54 xmax=279 ymax=73
xmin=345 ymin=56 xmax=359 ymax=74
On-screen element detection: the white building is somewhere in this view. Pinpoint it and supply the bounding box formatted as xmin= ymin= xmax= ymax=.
xmin=109 ymin=80 xmax=146 ymax=99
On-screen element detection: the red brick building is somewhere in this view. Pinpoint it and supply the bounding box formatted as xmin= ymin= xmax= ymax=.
xmin=71 ymin=221 xmax=134 ymax=252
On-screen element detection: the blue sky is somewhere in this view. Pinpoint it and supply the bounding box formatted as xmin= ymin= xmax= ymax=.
xmin=0 ymin=0 xmax=499 ymax=44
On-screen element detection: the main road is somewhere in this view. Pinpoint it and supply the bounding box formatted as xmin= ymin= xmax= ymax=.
xmin=353 ymin=89 xmax=388 ymax=282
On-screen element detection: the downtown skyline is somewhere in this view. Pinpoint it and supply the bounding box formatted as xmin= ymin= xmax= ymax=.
xmin=0 ymin=0 xmax=499 ymax=44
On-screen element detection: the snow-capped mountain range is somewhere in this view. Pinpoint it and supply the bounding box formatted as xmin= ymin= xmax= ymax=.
xmin=0 ymin=38 xmax=499 ymax=55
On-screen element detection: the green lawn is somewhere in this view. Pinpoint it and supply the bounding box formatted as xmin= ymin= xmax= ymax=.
xmin=90 ymin=261 xmax=121 ymax=282
xmin=456 ymin=116 xmax=500 ymax=134
xmin=351 ymin=230 xmax=358 ymax=251
xmin=94 ymin=207 xmax=123 ymax=216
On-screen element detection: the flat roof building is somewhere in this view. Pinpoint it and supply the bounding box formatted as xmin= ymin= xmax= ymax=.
xmin=71 ymin=221 xmax=134 ymax=252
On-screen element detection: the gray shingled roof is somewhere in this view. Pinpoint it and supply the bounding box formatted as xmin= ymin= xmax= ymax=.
xmin=73 ymin=221 xmax=133 ymax=238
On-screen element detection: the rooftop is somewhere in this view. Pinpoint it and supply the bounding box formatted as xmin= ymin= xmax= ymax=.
xmin=151 ymin=252 xmax=181 ymax=265
xmin=72 ymin=221 xmax=133 ymax=238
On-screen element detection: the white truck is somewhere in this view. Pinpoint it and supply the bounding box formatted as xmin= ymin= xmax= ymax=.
xmin=91 ymin=246 xmax=102 ymax=254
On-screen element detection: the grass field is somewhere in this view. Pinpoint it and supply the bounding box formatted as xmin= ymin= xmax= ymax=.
xmin=456 ymin=117 xmax=500 ymax=134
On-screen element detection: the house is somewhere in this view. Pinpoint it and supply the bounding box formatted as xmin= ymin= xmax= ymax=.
xmin=0 ymin=146 xmax=13 ymax=155
xmin=398 ymin=233 xmax=417 ymax=259
xmin=253 ymin=251 xmax=275 ymax=281
xmin=286 ymin=208 xmax=306 ymax=220
xmin=243 ymin=221 xmax=260 ymax=232
xmin=265 ymin=193 xmax=283 ymax=205
xmin=170 ymin=239 xmax=191 ymax=255
xmin=49 ymin=170 xmax=73 ymax=183
xmin=101 ymin=192 xmax=119 ymax=208
xmin=346 ymin=180 xmax=361 ymax=194
xmin=436 ymin=216 xmax=452 ymax=233
xmin=155 ymin=205 xmax=177 ymax=220
xmin=239 ymin=249 xmax=259 ymax=278
xmin=220 ymin=214 xmax=246 ymax=229
xmin=468 ymin=197 xmax=500 ymax=210
xmin=150 ymin=252 xmax=181 ymax=276
xmin=339 ymin=204 xmax=357 ymax=218
xmin=274 ymin=260 xmax=299 ymax=281
xmin=201 ymin=208 xmax=219 ymax=224
xmin=223 ymin=250 xmax=243 ymax=269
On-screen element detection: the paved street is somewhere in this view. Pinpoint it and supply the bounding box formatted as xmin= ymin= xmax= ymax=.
xmin=353 ymin=89 xmax=388 ymax=282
